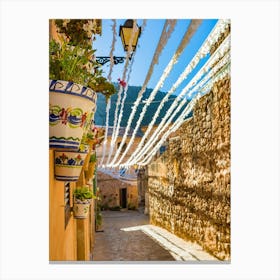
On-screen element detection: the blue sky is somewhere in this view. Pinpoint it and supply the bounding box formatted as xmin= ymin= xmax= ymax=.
xmin=93 ymin=19 xmax=218 ymax=95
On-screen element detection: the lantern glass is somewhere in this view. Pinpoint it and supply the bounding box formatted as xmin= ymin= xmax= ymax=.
xmin=119 ymin=20 xmax=141 ymax=52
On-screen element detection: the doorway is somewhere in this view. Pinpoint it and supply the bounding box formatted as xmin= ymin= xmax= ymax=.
xmin=120 ymin=188 xmax=127 ymax=209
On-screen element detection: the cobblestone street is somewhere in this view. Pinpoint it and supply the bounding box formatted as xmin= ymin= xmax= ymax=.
xmin=92 ymin=210 xmax=218 ymax=262
xmin=92 ymin=210 xmax=174 ymax=261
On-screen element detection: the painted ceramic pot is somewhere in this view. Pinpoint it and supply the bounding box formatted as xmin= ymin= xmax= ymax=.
xmin=54 ymin=151 xmax=87 ymax=181
xmin=73 ymin=199 xmax=91 ymax=219
xmin=49 ymin=80 xmax=97 ymax=150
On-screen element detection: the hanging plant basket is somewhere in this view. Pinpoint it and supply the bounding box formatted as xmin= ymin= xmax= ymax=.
xmin=73 ymin=199 xmax=91 ymax=219
xmin=73 ymin=186 xmax=94 ymax=219
xmin=49 ymin=80 xmax=97 ymax=150
xmin=54 ymin=150 xmax=87 ymax=181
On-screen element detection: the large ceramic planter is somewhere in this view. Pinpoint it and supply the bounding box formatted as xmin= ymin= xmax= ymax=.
xmin=54 ymin=151 xmax=87 ymax=181
xmin=49 ymin=80 xmax=97 ymax=150
xmin=73 ymin=199 xmax=91 ymax=219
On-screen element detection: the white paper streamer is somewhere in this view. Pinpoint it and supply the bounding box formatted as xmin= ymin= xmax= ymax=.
xmin=117 ymin=21 xmax=230 ymax=167
xmin=137 ymin=65 xmax=231 ymax=166
xmin=126 ymin=33 xmax=231 ymax=165
xmin=104 ymin=20 xmax=177 ymax=168
xmin=108 ymin=20 xmax=202 ymax=167
xmin=105 ymin=20 xmax=139 ymax=165
xmin=100 ymin=19 xmax=117 ymax=166
xmin=124 ymin=51 xmax=230 ymax=166
xmin=107 ymin=19 xmax=117 ymax=82
xmin=104 ymin=19 xmax=231 ymax=168
xmin=112 ymin=55 xmax=135 ymax=149
xmin=99 ymin=97 xmax=111 ymax=165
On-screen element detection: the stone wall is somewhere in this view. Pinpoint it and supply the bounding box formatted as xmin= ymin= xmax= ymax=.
xmin=97 ymin=171 xmax=138 ymax=209
xmin=148 ymin=76 xmax=230 ymax=260
xmin=137 ymin=167 xmax=148 ymax=206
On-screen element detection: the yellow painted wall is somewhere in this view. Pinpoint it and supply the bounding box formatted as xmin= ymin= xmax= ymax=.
xmin=49 ymin=19 xmax=97 ymax=261
xmin=49 ymin=150 xmax=96 ymax=261
xmin=49 ymin=150 xmax=77 ymax=261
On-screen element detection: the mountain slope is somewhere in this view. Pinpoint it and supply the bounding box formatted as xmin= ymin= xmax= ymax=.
xmin=94 ymin=85 xmax=191 ymax=129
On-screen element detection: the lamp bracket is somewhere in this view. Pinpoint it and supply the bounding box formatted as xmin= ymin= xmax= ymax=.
xmin=95 ymin=56 xmax=131 ymax=66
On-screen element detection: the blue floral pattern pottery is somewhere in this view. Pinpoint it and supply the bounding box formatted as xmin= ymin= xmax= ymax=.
xmin=49 ymin=80 xmax=97 ymax=150
xmin=54 ymin=151 xmax=87 ymax=181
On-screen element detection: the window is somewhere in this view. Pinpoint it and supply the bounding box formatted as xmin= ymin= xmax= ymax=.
xmin=64 ymin=182 xmax=71 ymax=229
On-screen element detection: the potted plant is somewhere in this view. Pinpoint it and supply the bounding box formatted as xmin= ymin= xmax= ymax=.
xmin=89 ymin=76 xmax=116 ymax=102
xmin=85 ymin=153 xmax=97 ymax=181
xmin=53 ymin=19 xmax=116 ymax=101
xmin=73 ymin=186 xmax=96 ymax=219
xmin=78 ymin=129 xmax=96 ymax=172
xmin=49 ymin=21 xmax=116 ymax=150
xmin=54 ymin=150 xmax=88 ymax=181
xmin=90 ymin=126 xmax=105 ymax=149
xmin=49 ymin=38 xmax=99 ymax=150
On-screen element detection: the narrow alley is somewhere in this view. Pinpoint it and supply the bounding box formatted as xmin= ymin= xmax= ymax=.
xmin=92 ymin=209 xmax=218 ymax=262
xmin=48 ymin=19 xmax=231 ymax=264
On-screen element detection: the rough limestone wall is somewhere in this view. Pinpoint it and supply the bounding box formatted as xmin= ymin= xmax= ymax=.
xmin=148 ymin=76 xmax=230 ymax=260
xmin=97 ymin=171 xmax=138 ymax=209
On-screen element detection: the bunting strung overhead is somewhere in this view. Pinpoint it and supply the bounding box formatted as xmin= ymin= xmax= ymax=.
xmin=124 ymin=51 xmax=231 ymax=168
xmin=138 ymin=65 xmax=230 ymax=167
xmin=110 ymin=20 xmax=147 ymax=151
xmin=101 ymin=19 xmax=178 ymax=168
xmin=105 ymin=19 xmax=139 ymax=165
xmin=98 ymin=19 xmax=231 ymax=171
xmin=107 ymin=19 xmax=203 ymax=168
xmin=125 ymin=33 xmax=231 ymax=167
xmin=100 ymin=19 xmax=117 ymax=166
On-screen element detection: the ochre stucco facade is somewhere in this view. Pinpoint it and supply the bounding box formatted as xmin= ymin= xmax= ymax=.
xmin=49 ymin=150 xmax=96 ymax=261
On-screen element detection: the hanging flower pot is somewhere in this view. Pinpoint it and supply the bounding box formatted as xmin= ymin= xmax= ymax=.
xmin=73 ymin=186 xmax=95 ymax=219
xmin=73 ymin=200 xmax=91 ymax=219
xmin=54 ymin=150 xmax=87 ymax=181
xmin=49 ymin=80 xmax=97 ymax=150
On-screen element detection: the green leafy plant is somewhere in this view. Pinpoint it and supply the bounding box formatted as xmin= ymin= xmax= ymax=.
xmin=78 ymin=131 xmax=93 ymax=152
xmin=86 ymin=132 xmax=94 ymax=140
xmin=50 ymin=39 xmax=99 ymax=85
xmin=96 ymin=205 xmax=103 ymax=226
xmin=89 ymin=153 xmax=96 ymax=163
xmin=88 ymin=76 xmax=117 ymax=102
xmin=49 ymin=39 xmax=116 ymax=99
xmin=74 ymin=186 xmax=96 ymax=201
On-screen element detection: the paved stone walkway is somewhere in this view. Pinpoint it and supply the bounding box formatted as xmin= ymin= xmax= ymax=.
xmin=92 ymin=210 xmax=218 ymax=262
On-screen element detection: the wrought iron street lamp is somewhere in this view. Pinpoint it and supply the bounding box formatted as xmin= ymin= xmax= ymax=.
xmin=95 ymin=19 xmax=141 ymax=66
xmin=119 ymin=19 xmax=141 ymax=52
